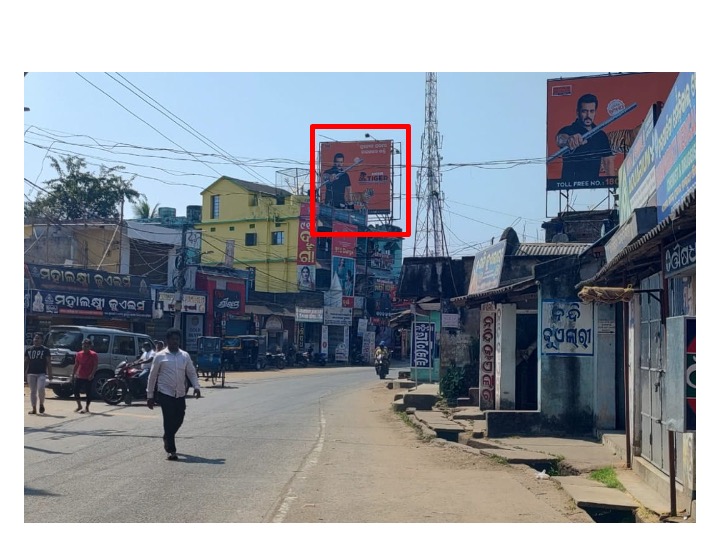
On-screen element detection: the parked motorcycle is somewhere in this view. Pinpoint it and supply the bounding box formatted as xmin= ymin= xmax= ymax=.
xmin=100 ymin=358 xmax=152 ymax=405
xmin=374 ymin=347 xmax=390 ymax=379
xmin=265 ymin=349 xmax=286 ymax=369
xmin=304 ymin=345 xmax=326 ymax=366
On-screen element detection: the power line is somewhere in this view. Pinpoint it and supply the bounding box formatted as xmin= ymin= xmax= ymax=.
xmin=75 ymin=72 xmax=225 ymax=178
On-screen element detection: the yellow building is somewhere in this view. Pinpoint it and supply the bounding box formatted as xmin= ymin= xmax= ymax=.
xmin=199 ymin=176 xmax=307 ymax=293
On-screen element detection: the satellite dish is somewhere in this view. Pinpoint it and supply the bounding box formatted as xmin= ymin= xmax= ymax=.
xmin=551 ymin=233 xmax=569 ymax=243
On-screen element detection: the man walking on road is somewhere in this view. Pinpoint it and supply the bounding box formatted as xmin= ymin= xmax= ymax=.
xmin=146 ymin=328 xmax=201 ymax=461
xmin=25 ymin=332 xmax=53 ymax=415
xmin=72 ymin=338 xmax=98 ymax=414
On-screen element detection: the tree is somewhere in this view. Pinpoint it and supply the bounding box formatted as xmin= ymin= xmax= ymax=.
xmin=132 ymin=195 xmax=161 ymax=219
xmin=24 ymin=156 xmax=141 ymax=222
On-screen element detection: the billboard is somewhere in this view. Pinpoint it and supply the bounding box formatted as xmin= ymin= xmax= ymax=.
xmin=546 ymin=72 xmax=678 ymax=191
xmin=319 ymin=140 xmax=392 ymax=213
xmin=617 ymin=105 xmax=659 ymax=224
xmin=468 ymin=241 xmax=507 ymax=295
xmin=655 ymin=72 xmax=696 ymax=221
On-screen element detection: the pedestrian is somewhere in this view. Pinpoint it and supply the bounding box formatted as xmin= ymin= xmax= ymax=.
xmin=137 ymin=341 xmax=156 ymax=375
xmin=72 ymin=338 xmax=98 ymax=413
xmin=146 ymin=328 xmax=201 ymax=461
xmin=24 ymin=332 xmax=53 ymax=415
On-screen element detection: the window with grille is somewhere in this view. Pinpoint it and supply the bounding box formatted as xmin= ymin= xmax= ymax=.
xmin=271 ymin=231 xmax=284 ymax=245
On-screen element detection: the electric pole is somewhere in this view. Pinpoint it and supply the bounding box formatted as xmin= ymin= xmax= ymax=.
xmin=172 ymin=224 xmax=188 ymax=330
xmin=413 ymin=73 xmax=449 ymax=257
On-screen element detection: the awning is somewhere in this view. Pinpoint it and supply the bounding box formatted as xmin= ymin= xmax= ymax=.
xmin=244 ymin=305 xmax=273 ymax=316
xmin=451 ymin=276 xmax=536 ymax=307
xmin=577 ymin=188 xmax=696 ymax=288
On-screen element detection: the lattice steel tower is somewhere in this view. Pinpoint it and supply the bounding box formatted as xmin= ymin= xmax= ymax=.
xmin=413 ymin=73 xmax=449 ymax=257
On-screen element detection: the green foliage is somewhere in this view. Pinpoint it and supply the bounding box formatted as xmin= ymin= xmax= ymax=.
xmin=24 ymin=156 xmax=141 ymax=222
xmin=589 ymin=467 xmax=624 ymax=490
xmin=132 ymin=195 xmax=161 ymax=219
xmin=440 ymin=364 xmax=464 ymax=405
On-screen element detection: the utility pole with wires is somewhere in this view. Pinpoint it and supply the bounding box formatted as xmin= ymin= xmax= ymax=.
xmin=413 ymin=72 xmax=449 ymax=257
xmin=172 ymin=223 xmax=188 ymax=330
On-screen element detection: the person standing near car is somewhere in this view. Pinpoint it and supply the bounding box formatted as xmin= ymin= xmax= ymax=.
xmin=25 ymin=332 xmax=53 ymax=415
xmin=72 ymin=338 xmax=98 ymax=414
xmin=146 ymin=328 xmax=201 ymax=461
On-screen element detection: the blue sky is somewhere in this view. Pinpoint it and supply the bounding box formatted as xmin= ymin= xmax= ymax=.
xmin=24 ymin=71 xmax=615 ymax=257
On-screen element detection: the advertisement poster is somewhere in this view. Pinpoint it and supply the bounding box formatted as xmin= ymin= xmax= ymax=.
xmin=686 ymin=318 xmax=696 ymax=431
xmin=319 ymin=140 xmax=393 ymax=213
xmin=331 ymin=256 xmax=355 ymax=299
xmin=296 ymin=202 xmax=316 ymax=290
xmin=546 ymin=72 xmax=678 ymax=191
xmin=184 ymin=314 xmax=204 ymax=353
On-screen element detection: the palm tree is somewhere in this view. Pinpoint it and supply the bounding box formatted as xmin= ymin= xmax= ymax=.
xmin=132 ymin=195 xmax=160 ymax=219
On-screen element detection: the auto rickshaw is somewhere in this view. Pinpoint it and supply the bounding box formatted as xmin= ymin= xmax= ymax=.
xmin=196 ymin=336 xmax=224 ymax=386
xmin=221 ymin=335 xmax=267 ymax=371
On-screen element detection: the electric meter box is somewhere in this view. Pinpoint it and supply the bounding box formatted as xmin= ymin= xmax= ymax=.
xmin=663 ymin=316 xmax=696 ymax=432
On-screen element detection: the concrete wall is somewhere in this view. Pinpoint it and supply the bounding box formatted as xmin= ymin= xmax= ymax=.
xmin=536 ymin=267 xmax=595 ymax=435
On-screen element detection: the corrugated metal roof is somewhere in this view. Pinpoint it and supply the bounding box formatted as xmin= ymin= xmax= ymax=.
xmin=513 ymin=243 xmax=590 ymax=257
xmin=577 ymin=188 xmax=696 ymax=287
xmin=452 ymin=276 xmax=536 ymax=306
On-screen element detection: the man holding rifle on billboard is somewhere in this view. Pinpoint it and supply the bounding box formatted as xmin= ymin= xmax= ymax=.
xmin=555 ymin=93 xmax=616 ymax=183
xmin=322 ymin=152 xmax=353 ymax=208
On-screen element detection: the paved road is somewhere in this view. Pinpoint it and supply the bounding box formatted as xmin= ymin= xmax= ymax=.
xmin=24 ymin=363 xmax=592 ymax=523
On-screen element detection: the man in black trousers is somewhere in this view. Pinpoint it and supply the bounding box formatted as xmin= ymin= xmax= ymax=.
xmin=146 ymin=328 xmax=201 ymax=460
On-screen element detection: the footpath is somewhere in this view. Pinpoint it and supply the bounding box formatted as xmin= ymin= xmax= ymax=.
xmin=389 ymin=381 xmax=695 ymax=524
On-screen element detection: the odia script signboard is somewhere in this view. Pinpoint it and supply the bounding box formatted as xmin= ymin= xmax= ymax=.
xmin=479 ymin=307 xmax=496 ymax=410
xmin=412 ymin=322 xmax=435 ymax=369
xmin=541 ymin=300 xmax=594 ymax=356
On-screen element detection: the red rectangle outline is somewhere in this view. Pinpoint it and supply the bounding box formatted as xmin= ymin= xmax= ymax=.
xmin=310 ymin=124 xmax=412 ymax=238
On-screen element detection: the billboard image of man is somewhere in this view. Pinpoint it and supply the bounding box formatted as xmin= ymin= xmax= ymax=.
xmin=556 ymin=93 xmax=615 ymax=184
xmin=322 ymin=153 xmax=352 ymax=209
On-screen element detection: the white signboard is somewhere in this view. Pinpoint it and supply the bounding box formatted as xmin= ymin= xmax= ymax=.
xmin=362 ymin=331 xmax=375 ymax=363
xmin=157 ymin=291 xmax=207 ymax=314
xmin=441 ymin=313 xmax=460 ymax=328
xmin=323 ymin=306 xmax=352 ymax=326
xmin=321 ymin=325 xmax=329 ymax=355
xmin=295 ymin=307 xmax=324 ymax=323
xmin=357 ymin=318 xmax=368 ymax=336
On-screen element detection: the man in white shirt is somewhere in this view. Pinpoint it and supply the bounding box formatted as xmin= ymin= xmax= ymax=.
xmin=146 ymin=328 xmax=201 ymax=461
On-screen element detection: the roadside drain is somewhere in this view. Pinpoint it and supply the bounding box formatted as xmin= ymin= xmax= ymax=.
xmin=584 ymin=507 xmax=636 ymax=523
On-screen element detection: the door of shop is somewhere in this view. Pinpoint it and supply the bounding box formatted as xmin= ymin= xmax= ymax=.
xmin=639 ymin=273 xmax=668 ymax=472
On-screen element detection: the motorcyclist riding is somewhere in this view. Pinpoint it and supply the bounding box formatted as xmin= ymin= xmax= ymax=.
xmin=374 ymin=341 xmax=390 ymax=379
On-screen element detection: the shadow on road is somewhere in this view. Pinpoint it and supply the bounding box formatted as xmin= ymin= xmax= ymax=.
xmin=176 ymin=454 xmax=226 ymax=465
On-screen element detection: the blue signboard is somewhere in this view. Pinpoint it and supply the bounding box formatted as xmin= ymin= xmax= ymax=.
xmin=468 ymin=241 xmax=507 ymax=295
xmin=655 ymin=73 xmax=696 ymax=221
xmin=618 ymin=105 xmax=658 ymax=224
xmin=411 ymin=322 xmax=436 ymax=368
xmin=27 ymin=288 xmax=152 ymax=319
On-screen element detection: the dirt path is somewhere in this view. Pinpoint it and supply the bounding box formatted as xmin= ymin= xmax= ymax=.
xmin=271 ymin=381 xmax=593 ymax=523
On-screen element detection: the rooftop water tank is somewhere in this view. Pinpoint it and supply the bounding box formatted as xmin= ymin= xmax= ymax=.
xmin=158 ymin=207 xmax=177 ymax=220
xmin=186 ymin=205 xmax=202 ymax=223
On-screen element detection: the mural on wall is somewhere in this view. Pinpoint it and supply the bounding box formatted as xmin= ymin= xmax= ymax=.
xmin=541 ymin=300 xmax=594 ymax=356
